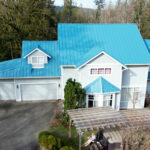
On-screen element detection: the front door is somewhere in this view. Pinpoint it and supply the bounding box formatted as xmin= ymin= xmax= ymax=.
xmin=88 ymin=95 xmax=98 ymax=107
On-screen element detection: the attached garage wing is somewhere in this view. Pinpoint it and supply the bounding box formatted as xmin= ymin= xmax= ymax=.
xmin=0 ymin=83 xmax=15 ymax=100
xmin=21 ymin=83 xmax=58 ymax=101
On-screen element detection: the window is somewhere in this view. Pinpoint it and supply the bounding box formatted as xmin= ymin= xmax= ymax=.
xmin=98 ymin=68 xmax=105 ymax=74
xmin=103 ymin=94 xmax=113 ymax=107
xmin=91 ymin=68 xmax=98 ymax=75
xmin=88 ymin=95 xmax=98 ymax=107
xmin=121 ymin=87 xmax=141 ymax=102
xmin=32 ymin=56 xmax=44 ymax=64
xmin=105 ymin=68 xmax=111 ymax=74
xmin=90 ymin=68 xmax=111 ymax=75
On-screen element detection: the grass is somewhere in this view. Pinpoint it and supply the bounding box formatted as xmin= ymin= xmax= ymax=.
xmin=47 ymin=126 xmax=99 ymax=150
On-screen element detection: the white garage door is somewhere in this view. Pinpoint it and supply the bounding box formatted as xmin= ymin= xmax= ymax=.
xmin=21 ymin=83 xmax=57 ymax=101
xmin=0 ymin=83 xmax=15 ymax=100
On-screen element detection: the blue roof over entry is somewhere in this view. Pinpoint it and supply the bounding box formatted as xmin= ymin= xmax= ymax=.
xmin=85 ymin=76 xmax=120 ymax=94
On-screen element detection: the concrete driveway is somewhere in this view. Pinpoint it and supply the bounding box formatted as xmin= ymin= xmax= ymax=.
xmin=0 ymin=101 xmax=57 ymax=150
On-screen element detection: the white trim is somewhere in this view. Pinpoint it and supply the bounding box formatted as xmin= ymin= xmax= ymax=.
xmin=0 ymin=76 xmax=61 ymax=79
xmin=126 ymin=64 xmax=150 ymax=66
xmin=121 ymin=85 xmax=145 ymax=88
xmin=24 ymin=48 xmax=51 ymax=58
xmin=60 ymin=66 xmax=64 ymax=99
xmin=0 ymin=82 xmax=14 ymax=83
xmin=78 ymin=51 xmax=127 ymax=70
xmin=19 ymin=82 xmax=58 ymax=85
xmin=86 ymin=91 xmax=120 ymax=95
xmin=87 ymin=63 xmax=121 ymax=66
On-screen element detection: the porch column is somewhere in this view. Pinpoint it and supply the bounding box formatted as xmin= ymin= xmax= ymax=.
xmin=112 ymin=93 xmax=116 ymax=109
xmin=79 ymin=132 xmax=83 ymax=150
xmin=99 ymin=94 xmax=104 ymax=107
xmin=86 ymin=94 xmax=88 ymax=108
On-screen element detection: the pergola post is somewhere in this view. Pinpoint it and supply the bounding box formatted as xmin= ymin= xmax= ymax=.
xmin=79 ymin=131 xmax=82 ymax=150
xmin=68 ymin=118 xmax=72 ymax=138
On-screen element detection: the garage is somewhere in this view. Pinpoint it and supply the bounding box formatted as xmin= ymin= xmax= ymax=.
xmin=0 ymin=82 xmax=15 ymax=100
xmin=21 ymin=83 xmax=58 ymax=101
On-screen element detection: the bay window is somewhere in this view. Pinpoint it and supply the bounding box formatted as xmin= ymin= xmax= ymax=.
xmin=103 ymin=94 xmax=113 ymax=107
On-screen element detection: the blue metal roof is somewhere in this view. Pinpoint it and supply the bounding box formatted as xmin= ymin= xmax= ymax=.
xmin=144 ymin=39 xmax=150 ymax=54
xmin=59 ymin=23 xmax=150 ymax=67
xmin=85 ymin=76 xmax=120 ymax=94
xmin=0 ymin=41 xmax=61 ymax=78
xmin=0 ymin=23 xmax=150 ymax=78
xmin=148 ymin=72 xmax=150 ymax=80
xmin=144 ymin=40 xmax=150 ymax=80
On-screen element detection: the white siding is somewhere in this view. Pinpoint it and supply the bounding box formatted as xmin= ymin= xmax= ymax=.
xmin=121 ymin=66 xmax=149 ymax=109
xmin=61 ymin=53 xmax=122 ymax=109
xmin=0 ymin=80 xmax=15 ymax=100
xmin=78 ymin=54 xmax=123 ymax=88
xmin=61 ymin=67 xmax=78 ymax=99
xmin=0 ymin=78 xmax=61 ymax=101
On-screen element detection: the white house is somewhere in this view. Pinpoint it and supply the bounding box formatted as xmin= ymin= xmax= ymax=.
xmin=0 ymin=23 xmax=150 ymax=110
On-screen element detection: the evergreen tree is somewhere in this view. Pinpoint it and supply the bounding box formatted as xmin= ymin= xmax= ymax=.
xmin=61 ymin=0 xmax=73 ymax=22
xmin=140 ymin=0 xmax=150 ymax=38
xmin=95 ymin=0 xmax=105 ymax=20
xmin=64 ymin=78 xmax=85 ymax=111
xmin=133 ymin=0 xmax=146 ymax=31
xmin=0 ymin=0 xmax=57 ymax=61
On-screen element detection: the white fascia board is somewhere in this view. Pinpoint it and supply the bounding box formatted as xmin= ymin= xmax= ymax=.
xmin=77 ymin=51 xmax=127 ymax=70
xmin=24 ymin=48 xmax=51 ymax=58
xmin=85 ymin=91 xmax=120 ymax=95
xmin=0 ymin=76 xmax=61 ymax=79
xmin=126 ymin=64 xmax=150 ymax=66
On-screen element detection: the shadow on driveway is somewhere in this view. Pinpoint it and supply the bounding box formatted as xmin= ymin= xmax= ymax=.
xmin=0 ymin=101 xmax=57 ymax=150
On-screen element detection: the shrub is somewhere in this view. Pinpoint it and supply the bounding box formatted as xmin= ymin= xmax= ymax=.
xmin=60 ymin=113 xmax=70 ymax=126
xmin=60 ymin=146 xmax=74 ymax=150
xmin=57 ymin=138 xmax=62 ymax=149
xmin=39 ymin=131 xmax=63 ymax=150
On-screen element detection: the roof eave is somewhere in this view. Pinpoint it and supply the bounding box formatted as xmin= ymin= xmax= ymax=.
xmin=77 ymin=51 xmax=127 ymax=70
xmin=24 ymin=48 xmax=51 ymax=58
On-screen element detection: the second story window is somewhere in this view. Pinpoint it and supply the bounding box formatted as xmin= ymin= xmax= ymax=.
xmin=90 ymin=68 xmax=111 ymax=75
xmin=91 ymin=68 xmax=98 ymax=75
xmin=105 ymin=68 xmax=111 ymax=74
xmin=32 ymin=56 xmax=44 ymax=64
xmin=98 ymin=68 xmax=105 ymax=74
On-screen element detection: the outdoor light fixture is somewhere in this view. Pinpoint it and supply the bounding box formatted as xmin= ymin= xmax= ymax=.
xmin=16 ymin=85 xmax=19 ymax=89
xmin=58 ymin=84 xmax=60 ymax=87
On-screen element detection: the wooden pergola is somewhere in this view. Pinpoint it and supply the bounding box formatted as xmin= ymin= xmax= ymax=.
xmin=67 ymin=107 xmax=150 ymax=150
